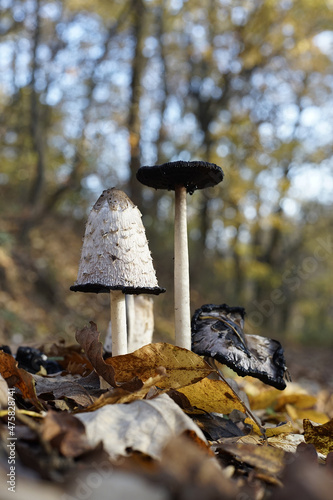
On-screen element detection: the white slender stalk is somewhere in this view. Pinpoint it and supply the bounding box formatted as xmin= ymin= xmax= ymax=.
xmin=127 ymin=295 xmax=154 ymax=352
xmin=174 ymin=185 xmax=191 ymax=350
xmin=110 ymin=290 xmax=127 ymax=356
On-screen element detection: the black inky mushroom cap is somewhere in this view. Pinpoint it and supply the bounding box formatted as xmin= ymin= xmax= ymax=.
xmin=191 ymin=303 xmax=289 ymax=390
xmin=136 ymin=161 xmax=224 ymax=194
xmin=70 ymin=283 xmax=165 ymax=295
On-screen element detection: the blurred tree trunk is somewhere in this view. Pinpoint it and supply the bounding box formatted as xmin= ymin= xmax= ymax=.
xmin=18 ymin=2 xmax=131 ymax=239
xmin=127 ymin=0 xmax=147 ymax=207
xmin=28 ymin=0 xmax=45 ymax=208
xmin=18 ymin=0 xmax=45 ymax=241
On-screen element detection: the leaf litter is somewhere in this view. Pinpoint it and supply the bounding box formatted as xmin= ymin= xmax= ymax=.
xmin=1 ymin=322 xmax=333 ymax=499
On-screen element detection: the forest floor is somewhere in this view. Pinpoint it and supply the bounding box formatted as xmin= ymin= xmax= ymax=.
xmin=0 ymin=330 xmax=332 ymax=500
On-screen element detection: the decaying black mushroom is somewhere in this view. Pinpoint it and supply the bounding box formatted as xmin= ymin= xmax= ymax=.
xmin=191 ymin=303 xmax=289 ymax=390
xmin=137 ymin=161 xmax=223 ymax=350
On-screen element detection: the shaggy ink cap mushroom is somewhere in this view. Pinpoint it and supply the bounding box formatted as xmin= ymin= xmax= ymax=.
xmin=136 ymin=161 xmax=224 ymax=351
xmin=70 ymin=188 xmax=165 ymax=356
xmin=70 ymin=188 xmax=165 ymax=295
xmin=136 ymin=160 xmax=224 ymax=194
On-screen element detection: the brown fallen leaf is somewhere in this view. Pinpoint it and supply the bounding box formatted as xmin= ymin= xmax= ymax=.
xmin=38 ymin=339 xmax=94 ymax=376
xmin=271 ymin=442 xmax=333 ymax=500
xmin=160 ymin=435 xmax=237 ymax=499
xmin=217 ymin=442 xmax=286 ymax=476
xmin=0 ymin=351 xmax=44 ymax=410
xmin=78 ymin=373 xmax=167 ymax=413
xmin=33 ymin=373 xmax=96 ymax=409
xmin=75 ymin=322 xmax=116 ymax=387
xmin=41 ymin=410 xmax=89 ymax=458
xmin=64 ymin=352 xmax=94 ymax=377
xmin=105 ymin=343 xmax=213 ymax=390
xmin=303 ymin=418 xmax=333 ymax=455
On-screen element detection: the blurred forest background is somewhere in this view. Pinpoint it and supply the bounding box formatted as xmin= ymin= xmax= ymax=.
xmin=1 ymin=0 xmax=333 ymax=349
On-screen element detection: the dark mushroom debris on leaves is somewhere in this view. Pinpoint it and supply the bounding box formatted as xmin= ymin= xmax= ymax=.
xmin=191 ymin=303 xmax=290 ymax=390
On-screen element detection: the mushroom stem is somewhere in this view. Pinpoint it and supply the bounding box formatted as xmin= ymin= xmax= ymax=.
xmin=110 ymin=290 xmax=127 ymax=355
xmin=174 ymin=185 xmax=191 ymax=350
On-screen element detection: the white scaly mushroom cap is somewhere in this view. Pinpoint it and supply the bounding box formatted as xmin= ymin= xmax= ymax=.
xmin=74 ymin=188 xmax=161 ymax=292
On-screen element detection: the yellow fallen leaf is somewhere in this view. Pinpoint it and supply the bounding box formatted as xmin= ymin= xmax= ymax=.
xmin=178 ymin=377 xmax=246 ymax=414
xmin=244 ymin=417 xmax=262 ymax=435
xmin=265 ymin=421 xmax=294 ymax=437
xmin=105 ymin=343 xmax=213 ymax=390
xmin=247 ymin=387 xmax=281 ymax=410
xmin=303 ymin=418 xmax=333 ymax=455
xmin=285 ymin=403 xmax=298 ymax=421
xmin=275 ymin=393 xmax=317 ymax=412
xmin=289 ymin=408 xmax=329 ymax=425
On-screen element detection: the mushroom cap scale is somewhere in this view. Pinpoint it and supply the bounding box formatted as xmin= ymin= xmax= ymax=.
xmin=70 ymin=188 xmax=165 ymax=295
xmin=136 ymin=160 xmax=224 ymax=194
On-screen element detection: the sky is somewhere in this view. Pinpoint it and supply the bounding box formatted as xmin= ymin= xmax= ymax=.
xmin=0 ymin=1 xmax=333 ymax=217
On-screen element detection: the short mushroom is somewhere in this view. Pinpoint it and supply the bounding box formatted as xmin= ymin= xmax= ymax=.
xmin=70 ymin=188 xmax=165 ymax=356
xmin=136 ymin=160 xmax=223 ymax=350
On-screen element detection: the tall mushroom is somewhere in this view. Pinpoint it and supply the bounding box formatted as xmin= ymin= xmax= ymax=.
xmin=136 ymin=160 xmax=223 ymax=350
xmin=70 ymin=188 xmax=165 ymax=356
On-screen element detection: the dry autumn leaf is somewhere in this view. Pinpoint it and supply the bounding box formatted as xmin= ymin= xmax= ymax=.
xmin=285 ymin=404 xmax=329 ymax=424
xmin=0 ymin=374 xmax=8 ymax=408
xmin=218 ymin=442 xmax=286 ymax=476
xmin=75 ymin=322 xmax=116 ymax=387
xmin=178 ymin=377 xmax=246 ymax=414
xmin=180 ymin=378 xmax=261 ymax=431
xmin=33 ymin=373 xmax=95 ymax=409
xmin=78 ymin=373 xmax=167 ymax=413
xmin=41 ymin=410 xmax=89 ymax=458
xmin=105 ymin=343 xmax=213 ymax=389
xmin=178 ymin=378 xmax=262 ymax=434
xmin=303 ymin=418 xmax=333 ymax=455
xmin=0 ymin=351 xmax=44 ymax=410
xmin=267 ymin=433 xmax=305 ymax=454
xmin=76 ymin=393 xmax=207 ymax=459
xmin=275 ymin=393 xmax=317 ymax=412
xmin=265 ymin=421 xmax=295 ymax=437
xmin=247 ymin=387 xmax=281 ymax=410
xmin=40 ymin=340 xmax=94 ymax=376
xmin=161 ymin=436 xmax=237 ymax=499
